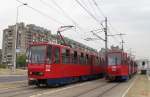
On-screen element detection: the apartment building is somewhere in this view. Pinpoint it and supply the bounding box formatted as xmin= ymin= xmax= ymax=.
xmin=2 ymin=23 xmax=51 ymax=65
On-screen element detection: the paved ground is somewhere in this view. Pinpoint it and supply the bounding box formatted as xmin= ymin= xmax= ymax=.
xmin=0 ymin=69 xmax=27 ymax=83
xmin=125 ymin=74 xmax=150 ymax=97
xmin=0 ymin=75 xmax=27 ymax=83
xmin=1 ymin=74 xmax=150 ymax=97
xmin=0 ymin=69 xmax=27 ymax=75
xmin=0 ymin=76 xmax=138 ymax=97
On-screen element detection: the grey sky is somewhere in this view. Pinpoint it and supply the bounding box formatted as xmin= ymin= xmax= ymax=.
xmin=0 ymin=0 xmax=150 ymax=59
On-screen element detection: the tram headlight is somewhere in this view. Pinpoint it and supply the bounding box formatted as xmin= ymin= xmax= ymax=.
xmin=45 ymin=65 xmax=51 ymax=71
xmin=112 ymin=66 xmax=117 ymax=71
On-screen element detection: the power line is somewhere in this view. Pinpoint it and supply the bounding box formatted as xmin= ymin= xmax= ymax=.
xmin=16 ymin=0 xmax=65 ymax=25
xmin=39 ymin=0 xmax=89 ymax=39
xmin=108 ymin=22 xmax=124 ymax=42
xmin=49 ymin=0 xmax=91 ymax=41
xmin=75 ymin=0 xmax=101 ymax=25
xmin=86 ymin=0 xmax=103 ymax=22
xmin=91 ymin=0 xmax=125 ymax=46
xmin=40 ymin=0 xmax=104 ymax=41
xmin=92 ymin=0 xmax=106 ymax=18
xmin=50 ymin=0 xmax=82 ymax=29
xmin=39 ymin=0 xmax=61 ymax=15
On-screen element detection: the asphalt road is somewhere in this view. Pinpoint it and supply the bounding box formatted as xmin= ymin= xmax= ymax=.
xmin=0 ymin=75 xmax=27 ymax=83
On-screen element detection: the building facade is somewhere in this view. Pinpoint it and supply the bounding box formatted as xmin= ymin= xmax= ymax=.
xmin=2 ymin=23 xmax=51 ymax=65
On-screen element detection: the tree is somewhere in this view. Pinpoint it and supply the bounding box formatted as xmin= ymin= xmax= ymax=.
xmin=16 ymin=54 xmax=26 ymax=68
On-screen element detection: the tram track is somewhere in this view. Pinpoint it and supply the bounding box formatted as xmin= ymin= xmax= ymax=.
xmin=0 ymin=85 xmax=53 ymax=97
xmin=72 ymin=82 xmax=120 ymax=97
xmin=72 ymin=82 xmax=108 ymax=97
xmin=28 ymin=79 xmax=107 ymax=97
xmin=0 ymin=79 xmax=121 ymax=97
xmin=0 ymin=85 xmax=32 ymax=94
xmin=98 ymin=83 xmax=120 ymax=97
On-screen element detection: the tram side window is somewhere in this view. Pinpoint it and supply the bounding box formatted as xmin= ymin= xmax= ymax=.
xmin=88 ymin=55 xmax=92 ymax=65
xmin=79 ymin=53 xmax=85 ymax=65
xmin=123 ymin=56 xmax=127 ymax=64
xmin=99 ymin=58 xmax=101 ymax=66
xmin=62 ymin=49 xmax=70 ymax=64
xmin=86 ymin=54 xmax=89 ymax=65
xmin=70 ymin=51 xmax=74 ymax=64
xmin=96 ymin=57 xmax=99 ymax=66
xmin=101 ymin=58 xmax=104 ymax=65
xmin=53 ymin=47 xmax=60 ymax=64
xmin=47 ymin=46 xmax=52 ymax=64
xmin=73 ymin=51 xmax=78 ymax=64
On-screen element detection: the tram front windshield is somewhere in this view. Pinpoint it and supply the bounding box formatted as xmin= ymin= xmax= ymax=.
xmin=27 ymin=45 xmax=52 ymax=64
xmin=108 ymin=53 xmax=121 ymax=65
xmin=26 ymin=45 xmax=47 ymax=64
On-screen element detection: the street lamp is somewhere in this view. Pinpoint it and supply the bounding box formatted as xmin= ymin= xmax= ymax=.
xmin=13 ymin=3 xmax=27 ymax=72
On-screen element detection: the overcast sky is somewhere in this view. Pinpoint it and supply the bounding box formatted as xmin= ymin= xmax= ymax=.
xmin=0 ymin=0 xmax=150 ymax=59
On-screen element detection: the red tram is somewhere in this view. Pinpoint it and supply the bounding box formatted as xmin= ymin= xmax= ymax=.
xmin=106 ymin=51 xmax=137 ymax=81
xmin=27 ymin=42 xmax=105 ymax=86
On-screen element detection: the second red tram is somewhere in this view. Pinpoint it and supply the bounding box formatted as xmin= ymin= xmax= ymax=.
xmin=27 ymin=42 xmax=105 ymax=86
xmin=106 ymin=51 xmax=137 ymax=81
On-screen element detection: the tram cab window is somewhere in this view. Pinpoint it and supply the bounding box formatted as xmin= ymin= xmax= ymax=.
xmin=108 ymin=53 xmax=121 ymax=65
xmin=31 ymin=46 xmax=46 ymax=64
xmin=62 ymin=49 xmax=70 ymax=64
xmin=53 ymin=47 xmax=60 ymax=64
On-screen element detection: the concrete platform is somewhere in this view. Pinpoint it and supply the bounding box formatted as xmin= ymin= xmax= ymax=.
xmin=125 ymin=75 xmax=150 ymax=97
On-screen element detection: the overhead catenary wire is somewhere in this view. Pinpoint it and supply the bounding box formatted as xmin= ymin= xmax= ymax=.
xmin=39 ymin=0 xmax=88 ymax=39
xmin=75 ymin=0 xmax=102 ymax=25
xmin=50 ymin=0 xmax=83 ymax=30
xmin=91 ymin=0 xmax=125 ymax=46
xmin=75 ymin=0 xmax=106 ymax=41
xmin=83 ymin=0 xmax=103 ymax=24
xmin=39 ymin=0 xmax=104 ymax=42
xmin=92 ymin=0 xmax=106 ymax=18
xmin=16 ymin=0 xmax=65 ymax=25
